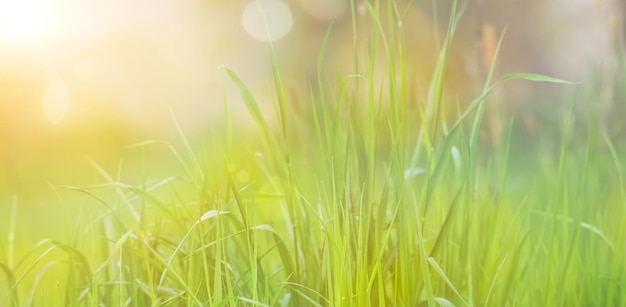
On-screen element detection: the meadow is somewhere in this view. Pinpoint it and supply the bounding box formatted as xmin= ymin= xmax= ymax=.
xmin=1 ymin=1 xmax=626 ymax=306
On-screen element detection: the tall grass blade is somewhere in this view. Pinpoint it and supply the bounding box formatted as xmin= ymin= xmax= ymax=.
xmin=0 ymin=263 xmax=17 ymax=306
xmin=427 ymin=257 xmax=468 ymax=306
xmin=223 ymin=66 xmax=270 ymax=135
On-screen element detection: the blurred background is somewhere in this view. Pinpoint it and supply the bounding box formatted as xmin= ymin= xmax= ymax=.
xmin=0 ymin=0 xmax=624 ymax=241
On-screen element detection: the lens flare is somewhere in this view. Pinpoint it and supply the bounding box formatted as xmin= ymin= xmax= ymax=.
xmin=0 ymin=0 xmax=55 ymax=46
xmin=242 ymin=0 xmax=293 ymax=42
xmin=42 ymin=79 xmax=70 ymax=125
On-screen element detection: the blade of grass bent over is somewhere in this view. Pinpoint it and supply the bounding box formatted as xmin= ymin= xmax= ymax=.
xmin=0 ymin=263 xmax=17 ymax=306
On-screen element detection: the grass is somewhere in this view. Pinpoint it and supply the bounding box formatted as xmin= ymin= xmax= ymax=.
xmin=2 ymin=0 xmax=626 ymax=305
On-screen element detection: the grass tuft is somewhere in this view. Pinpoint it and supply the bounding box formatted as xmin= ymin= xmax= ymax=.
xmin=1 ymin=0 xmax=624 ymax=306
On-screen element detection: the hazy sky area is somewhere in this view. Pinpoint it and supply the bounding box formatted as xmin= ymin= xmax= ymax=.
xmin=0 ymin=0 xmax=620 ymax=129
xmin=0 ymin=0 xmax=623 ymax=201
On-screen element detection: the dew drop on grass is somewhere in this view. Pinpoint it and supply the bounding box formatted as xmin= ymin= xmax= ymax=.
xmin=241 ymin=0 xmax=293 ymax=42
xmin=42 ymin=79 xmax=69 ymax=125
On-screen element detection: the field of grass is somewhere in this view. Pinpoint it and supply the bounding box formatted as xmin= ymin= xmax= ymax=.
xmin=2 ymin=1 xmax=626 ymax=306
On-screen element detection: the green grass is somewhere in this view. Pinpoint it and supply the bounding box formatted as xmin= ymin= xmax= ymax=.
xmin=2 ymin=0 xmax=626 ymax=306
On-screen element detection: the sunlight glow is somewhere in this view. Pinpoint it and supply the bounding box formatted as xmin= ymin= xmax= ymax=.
xmin=73 ymin=59 xmax=96 ymax=81
xmin=0 ymin=0 xmax=56 ymax=46
xmin=43 ymin=79 xmax=70 ymax=125
xmin=242 ymin=0 xmax=292 ymax=42
xmin=297 ymin=0 xmax=347 ymax=20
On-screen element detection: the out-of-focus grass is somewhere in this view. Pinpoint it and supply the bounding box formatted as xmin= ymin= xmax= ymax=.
xmin=1 ymin=0 xmax=626 ymax=306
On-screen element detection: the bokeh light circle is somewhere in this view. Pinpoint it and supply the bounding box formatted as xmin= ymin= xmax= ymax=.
xmin=242 ymin=0 xmax=293 ymax=42
xmin=42 ymin=79 xmax=70 ymax=125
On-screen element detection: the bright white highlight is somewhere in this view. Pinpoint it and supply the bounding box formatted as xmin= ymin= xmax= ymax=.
xmin=451 ymin=145 xmax=461 ymax=170
xmin=242 ymin=0 xmax=292 ymax=42
xmin=43 ymin=80 xmax=70 ymax=125
xmin=0 ymin=0 xmax=55 ymax=46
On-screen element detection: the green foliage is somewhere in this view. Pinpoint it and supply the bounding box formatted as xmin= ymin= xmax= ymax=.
xmin=1 ymin=0 xmax=625 ymax=306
